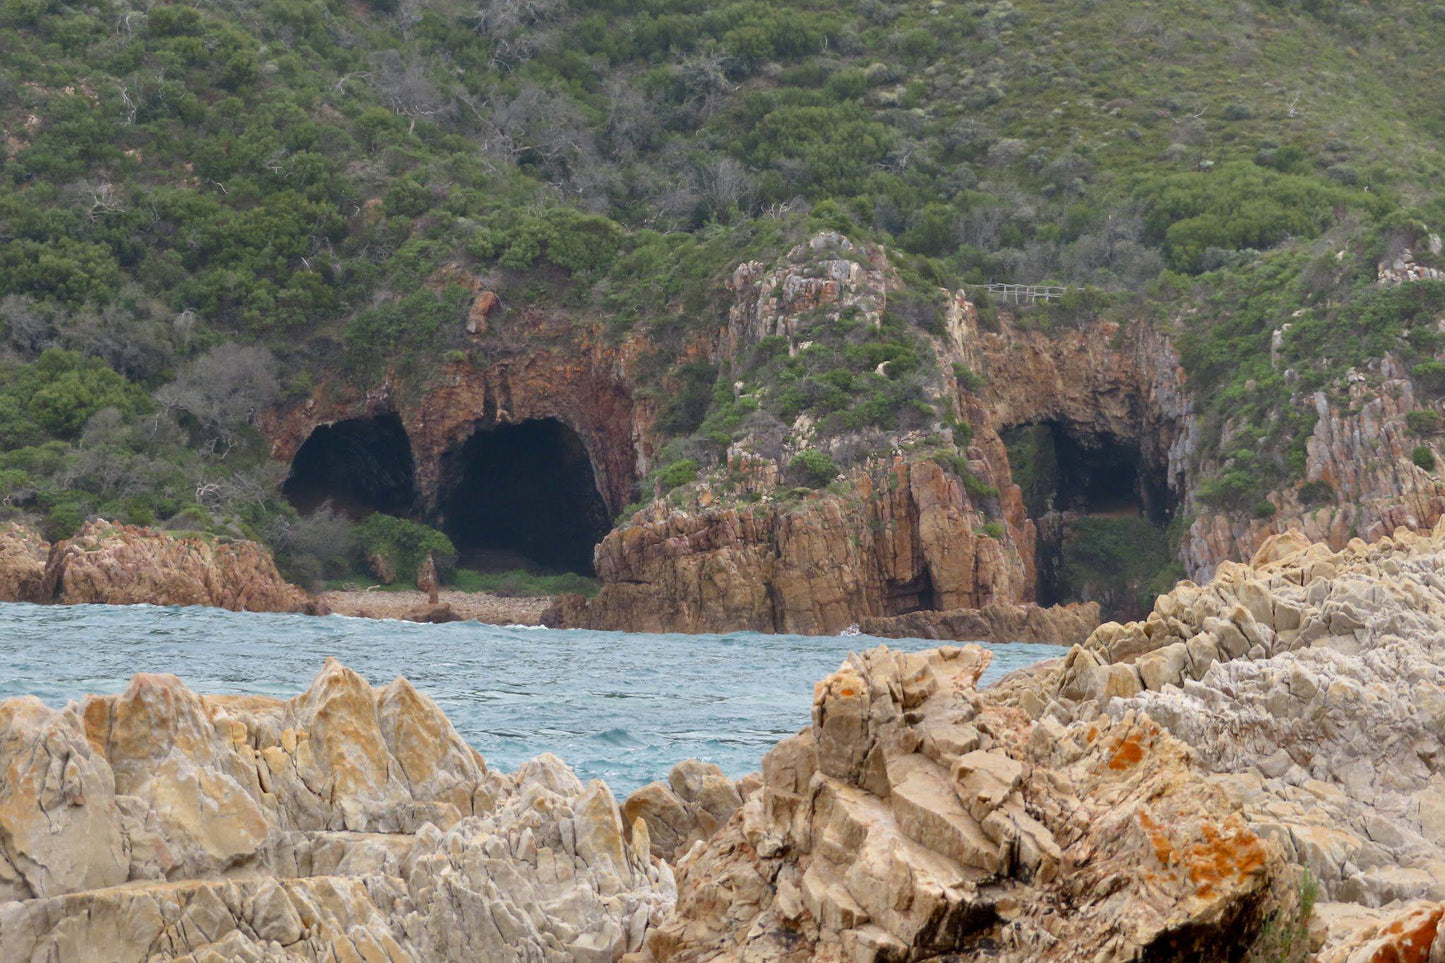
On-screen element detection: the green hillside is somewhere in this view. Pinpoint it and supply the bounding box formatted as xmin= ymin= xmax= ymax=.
xmin=1 ymin=0 xmax=1443 ymax=579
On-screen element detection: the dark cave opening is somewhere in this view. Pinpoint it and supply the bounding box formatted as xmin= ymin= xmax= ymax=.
xmin=884 ymin=570 xmax=938 ymax=617
xmin=283 ymin=414 xmax=418 ymax=518
xmin=1004 ymin=422 xmax=1176 ymax=617
xmin=438 ymin=418 xmax=611 ymax=576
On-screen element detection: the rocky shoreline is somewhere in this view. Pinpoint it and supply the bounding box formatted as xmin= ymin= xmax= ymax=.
xmin=0 ymin=518 xmax=1100 ymax=640
xmin=6 ymin=523 xmax=1445 ymax=958
xmin=319 ymin=588 xmax=554 ymax=625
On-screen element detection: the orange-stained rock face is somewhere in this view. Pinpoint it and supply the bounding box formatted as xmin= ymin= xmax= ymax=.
xmin=0 ymin=522 xmax=47 ymax=602
xmin=263 ymin=313 xmax=651 ymax=520
xmin=583 ymin=458 xmax=1034 ymax=635
xmin=39 ymin=520 xmax=315 ymax=613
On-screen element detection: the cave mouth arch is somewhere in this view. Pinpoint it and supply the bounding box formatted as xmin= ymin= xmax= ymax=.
xmin=283 ymin=414 xmax=418 ymax=518
xmin=1004 ymin=421 xmax=1177 ymax=618
xmin=438 ymin=418 xmax=611 ymax=575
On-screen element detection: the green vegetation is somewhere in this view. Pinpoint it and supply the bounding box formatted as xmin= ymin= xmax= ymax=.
xmin=1058 ymin=515 xmax=1182 ymax=620
xmin=657 ymin=458 xmax=700 ymax=492
xmin=0 ymin=0 xmax=1443 ymax=556
xmin=1002 ymin=424 xmax=1059 ymax=517
xmin=448 ymin=568 xmax=600 ymax=597
xmin=1408 ymin=410 xmax=1445 ymax=435
xmin=355 ymin=514 xmax=457 ymax=583
xmin=788 ymin=449 xmax=840 ymax=487
xmin=1414 ymin=446 xmax=1437 ymax=471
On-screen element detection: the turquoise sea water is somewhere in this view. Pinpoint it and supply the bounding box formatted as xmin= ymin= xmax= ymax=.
xmin=0 ymin=601 xmax=1062 ymax=793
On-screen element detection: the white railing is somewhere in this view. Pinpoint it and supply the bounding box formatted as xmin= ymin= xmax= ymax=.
xmin=985 ymin=282 xmax=1069 ymax=304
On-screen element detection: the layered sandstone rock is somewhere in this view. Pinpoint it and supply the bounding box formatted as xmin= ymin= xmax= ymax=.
xmin=584 ymin=457 xmax=1031 ymax=635
xmin=0 ymin=521 xmax=318 ymax=614
xmin=859 ymin=600 xmax=1099 ymax=645
xmin=0 ymin=660 xmax=674 ymax=961
xmin=640 ymin=645 xmax=1301 ymax=961
xmin=41 ymin=520 xmax=317 ymax=613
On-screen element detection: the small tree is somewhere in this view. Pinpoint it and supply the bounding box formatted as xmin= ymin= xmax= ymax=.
xmin=155 ymin=343 xmax=280 ymax=458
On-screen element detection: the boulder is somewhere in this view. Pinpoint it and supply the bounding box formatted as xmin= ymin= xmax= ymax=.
xmin=641 ymin=645 xmax=1299 ymax=961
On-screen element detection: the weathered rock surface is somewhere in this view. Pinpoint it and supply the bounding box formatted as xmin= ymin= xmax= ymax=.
xmin=990 ymin=519 xmax=1445 ymax=958
xmin=640 ymin=645 xmax=1301 ymax=961
xmin=41 ymin=520 xmax=318 ymax=613
xmin=0 ymin=521 xmax=320 ymax=614
xmin=622 ymin=760 xmax=746 ymax=862
xmin=584 ymin=457 xmax=1031 ymax=635
xmin=0 ymin=660 xmax=675 ymax=961
xmin=0 ymin=522 xmax=47 ymax=602
xmin=859 ymin=600 xmax=1099 ymax=645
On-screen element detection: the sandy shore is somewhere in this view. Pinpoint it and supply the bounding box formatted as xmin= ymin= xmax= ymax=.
xmin=319 ymin=589 xmax=555 ymax=625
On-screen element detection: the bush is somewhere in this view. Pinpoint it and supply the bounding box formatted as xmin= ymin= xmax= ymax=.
xmin=1195 ymin=469 xmax=1256 ymax=510
xmin=1407 ymin=410 xmax=1445 ymax=435
xmin=657 ymin=458 xmax=700 ymax=491
xmin=1414 ymin=361 xmax=1445 ymax=398
xmin=1298 ymin=479 xmax=1334 ymax=505
xmin=268 ymin=507 xmax=359 ymax=586
xmin=1414 ymin=446 xmax=1436 ymax=471
xmin=952 ymin=362 xmax=986 ymax=392
xmin=788 ymin=449 xmax=839 ymax=487
xmin=1252 ymin=500 xmax=1278 ymax=519
xmin=354 ymin=514 xmax=457 ymax=584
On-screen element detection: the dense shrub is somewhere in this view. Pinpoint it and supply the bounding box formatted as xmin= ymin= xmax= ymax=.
xmin=1414 ymin=446 xmax=1437 ymax=471
xmin=1138 ymin=163 xmax=1380 ymax=272
xmin=354 ymin=514 xmax=457 ymax=584
xmin=1298 ymin=479 xmax=1334 ymax=505
xmin=788 ymin=449 xmax=839 ymax=487
xmin=657 ymin=459 xmax=700 ymax=490
xmin=1059 ymin=515 xmax=1177 ymax=620
xmin=1408 ymin=410 xmax=1445 ymax=435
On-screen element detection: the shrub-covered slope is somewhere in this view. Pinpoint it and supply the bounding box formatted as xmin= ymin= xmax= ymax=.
xmin=0 ymin=0 xmax=1442 ymax=585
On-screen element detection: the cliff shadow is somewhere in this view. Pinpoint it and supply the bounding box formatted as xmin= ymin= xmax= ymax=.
xmin=282 ymin=413 xmax=418 ymax=517
xmin=437 ymin=418 xmax=611 ymax=575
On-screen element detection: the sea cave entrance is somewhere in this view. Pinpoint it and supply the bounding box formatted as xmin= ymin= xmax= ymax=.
xmin=1004 ymin=422 xmax=1176 ymax=619
xmin=282 ymin=414 xmax=418 ymax=517
xmin=438 ymin=418 xmax=611 ymax=575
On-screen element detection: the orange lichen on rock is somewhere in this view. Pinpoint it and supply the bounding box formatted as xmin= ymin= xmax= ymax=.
xmin=1109 ymin=730 xmax=1145 ymax=770
xmin=1180 ymin=818 xmax=1269 ymax=900
xmin=1369 ymin=905 xmax=1444 ymax=963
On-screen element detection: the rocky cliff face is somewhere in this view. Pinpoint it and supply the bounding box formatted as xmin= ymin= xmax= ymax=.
xmin=264 ymin=308 xmax=654 ymax=520
xmin=584 ymin=457 xmax=1030 ymax=635
xmin=0 ymin=522 xmax=46 ymax=602
xmin=254 ymin=231 xmax=1445 ymax=640
xmin=0 ymin=659 xmax=674 ymax=961
xmin=0 ymin=521 xmax=316 ymax=613
xmin=1183 ymin=355 xmax=1445 ymax=581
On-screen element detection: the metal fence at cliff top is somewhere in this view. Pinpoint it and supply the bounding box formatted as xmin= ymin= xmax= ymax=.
xmin=984 ymin=282 xmax=1069 ymax=304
